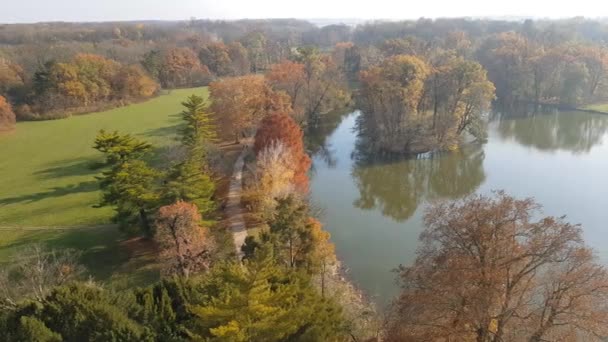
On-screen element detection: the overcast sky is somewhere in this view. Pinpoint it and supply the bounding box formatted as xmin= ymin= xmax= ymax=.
xmin=3 ymin=0 xmax=608 ymax=23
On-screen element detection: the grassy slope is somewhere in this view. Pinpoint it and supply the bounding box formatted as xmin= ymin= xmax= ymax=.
xmin=0 ymin=87 xmax=207 ymax=286
xmin=0 ymin=87 xmax=207 ymax=227
xmin=583 ymin=103 xmax=608 ymax=112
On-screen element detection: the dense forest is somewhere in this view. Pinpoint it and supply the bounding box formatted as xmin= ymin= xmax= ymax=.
xmin=3 ymin=17 xmax=608 ymax=341
xmin=2 ymin=17 xmax=608 ymax=150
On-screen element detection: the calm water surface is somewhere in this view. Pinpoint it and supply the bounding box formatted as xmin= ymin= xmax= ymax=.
xmin=309 ymin=109 xmax=608 ymax=306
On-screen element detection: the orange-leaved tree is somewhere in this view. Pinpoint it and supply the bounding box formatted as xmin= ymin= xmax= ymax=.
xmin=266 ymin=60 xmax=306 ymax=120
xmin=154 ymin=201 xmax=211 ymax=278
xmin=254 ymin=112 xmax=311 ymax=193
xmin=210 ymin=75 xmax=291 ymax=142
xmin=0 ymin=95 xmax=16 ymax=131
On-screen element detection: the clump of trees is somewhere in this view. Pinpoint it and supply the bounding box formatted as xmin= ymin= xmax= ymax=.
xmin=359 ymin=52 xmax=495 ymax=154
xmin=93 ymin=93 xmax=216 ymax=236
xmin=387 ymin=191 xmax=608 ymax=342
xmin=0 ymin=247 xmax=352 ymax=341
xmin=478 ymin=31 xmax=608 ymax=107
xmin=0 ymin=96 xmax=16 ymax=131
xmin=11 ymin=54 xmax=158 ymax=120
xmin=209 ymin=75 xmax=291 ymax=142
xmin=266 ymin=47 xmax=351 ymax=128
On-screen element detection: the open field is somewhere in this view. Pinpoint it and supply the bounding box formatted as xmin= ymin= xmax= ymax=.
xmin=0 ymin=87 xmax=207 ymax=285
xmin=0 ymin=87 xmax=207 ymax=227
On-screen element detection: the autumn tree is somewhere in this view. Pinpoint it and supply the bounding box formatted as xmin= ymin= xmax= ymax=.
xmin=294 ymin=47 xmax=350 ymax=128
xmin=359 ymin=54 xmax=430 ymax=153
xmin=159 ymin=47 xmax=211 ymax=88
xmin=155 ymin=201 xmax=211 ymax=278
xmin=425 ymin=54 xmax=495 ymax=146
xmin=247 ymin=141 xmax=296 ymax=217
xmin=266 ymin=60 xmax=306 ymax=120
xmin=199 ymin=42 xmax=233 ymax=77
xmin=227 ymin=41 xmax=251 ymax=76
xmin=0 ymin=96 xmax=16 ymax=131
xmin=112 ymin=64 xmax=158 ymax=99
xmin=0 ymin=58 xmax=25 ymax=95
xmin=387 ymin=191 xmax=608 ymax=342
xmin=240 ymin=31 xmax=268 ymax=73
xmin=210 ymin=75 xmax=291 ymax=142
xmin=254 ymin=112 xmax=311 ymax=193
xmin=306 ymin=218 xmax=337 ymax=297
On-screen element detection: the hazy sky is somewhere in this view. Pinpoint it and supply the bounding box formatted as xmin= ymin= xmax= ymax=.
xmin=3 ymin=0 xmax=608 ymax=23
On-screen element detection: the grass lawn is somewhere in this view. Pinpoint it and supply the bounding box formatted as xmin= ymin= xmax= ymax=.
xmin=0 ymin=87 xmax=207 ymax=227
xmin=583 ymin=103 xmax=608 ymax=113
xmin=0 ymin=87 xmax=207 ymax=286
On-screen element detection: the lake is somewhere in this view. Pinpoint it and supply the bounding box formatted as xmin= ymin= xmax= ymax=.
xmin=309 ymin=108 xmax=608 ymax=307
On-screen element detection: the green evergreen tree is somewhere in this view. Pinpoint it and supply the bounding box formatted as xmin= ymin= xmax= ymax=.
xmin=189 ymin=246 xmax=345 ymax=341
xmin=267 ymin=195 xmax=315 ymax=269
xmin=93 ymin=130 xmax=160 ymax=235
xmin=1 ymin=283 xmax=151 ymax=342
xmin=99 ymin=160 xmax=161 ymax=235
xmin=161 ymin=157 xmax=215 ymax=215
xmin=93 ymin=130 xmax=152 ymax=166
xmin=179 ymin=94 xmax=217 ymax=150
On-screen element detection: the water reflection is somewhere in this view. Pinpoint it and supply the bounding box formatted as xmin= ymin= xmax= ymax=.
xmin=492 ymin=108 xmax=608 ymax=154
xmin=351 ymin=146 xmax=486 ymax=222
xmin=306 ymin=109 xmax=352 ymax=169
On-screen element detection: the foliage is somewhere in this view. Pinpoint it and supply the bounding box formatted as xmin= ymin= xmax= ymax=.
xmin=247 ymin=141 xmax=296 ymax=217
xmin=161 ymin=157 xmax=216 ymax=215
xmin=0 ymin=283 xmax=150 ymax=342
xmin=0 ymin=95 xmax=16 ymax=131
xmin=0 ymin=58 xmax=25 ymax=95
xmin=266 ymin=60 xmax=306 ymax=120
xmin=98 ymin=159 xmax=161 ymax=235
xmin=360 ymin=52 xmax=494 ymax=153
xmin=292 ymin=47 xmax=350 ymax=127
xmin=387 ymin=191 xmax=608 ymax=342
xmin=154 ymin=202 xmax=211 ymax=278
xmin=254 ymin=112 xmax=311 ymax=193
xmin=93 ymin=129 xmax=152 ymax=166
xmin=159 ymin=48 xmax=211 ymax=88
xmin=199 ymin=42 xmax=233 ymax=77
xmin=179 ymin=94 xmax=217 ymax=149
xmin=190 ymin=245 xmax=346 ymax=341
xmin=209 ymin=75 xmax=291 ymax=142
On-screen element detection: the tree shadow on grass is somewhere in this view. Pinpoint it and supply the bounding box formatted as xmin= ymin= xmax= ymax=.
xmin=33 ymin=158 xmax=104 ymax=180
xmin=0 ymin=180 xmax=99 ymax=206
xmin=141 ymin=118 xmax=183 ymax=139
xmin=0 ymin=227 xmax=160 ymax=287
xmin=44 ymin=228 xmax=160 ymax=286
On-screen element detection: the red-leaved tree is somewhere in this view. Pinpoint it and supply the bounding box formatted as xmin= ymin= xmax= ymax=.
xmin=254 ymin=113 xmax=311 ymax=193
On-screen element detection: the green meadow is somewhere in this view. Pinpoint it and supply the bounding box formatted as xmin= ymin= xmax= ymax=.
xmin=0 ymin=87 xmax=207 ymax=284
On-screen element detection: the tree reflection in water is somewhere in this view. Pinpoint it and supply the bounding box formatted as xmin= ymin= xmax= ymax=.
xmin=351 ymin=145 xmax=486 ymax=222
xmin=492 ymin=106 xmax=608 ymax=154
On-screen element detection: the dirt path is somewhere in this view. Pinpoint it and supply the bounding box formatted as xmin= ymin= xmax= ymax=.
xmin=226 ymin=145 xmax=249 ymax=260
